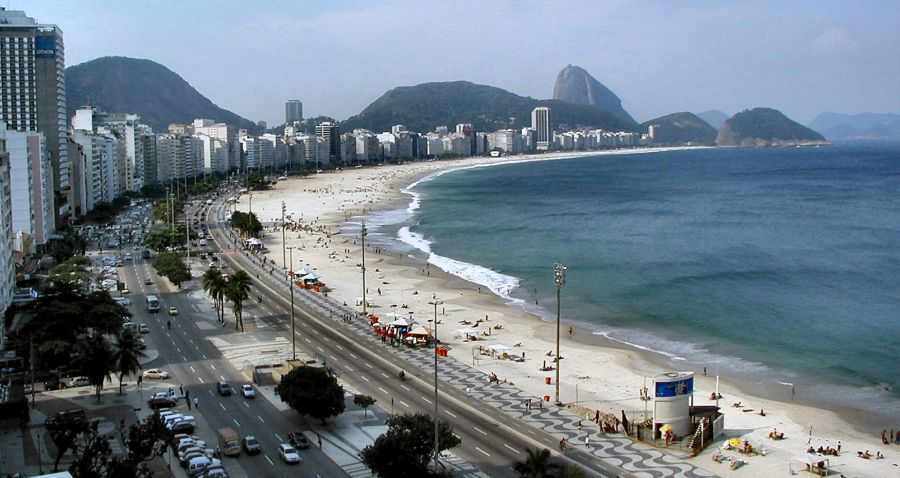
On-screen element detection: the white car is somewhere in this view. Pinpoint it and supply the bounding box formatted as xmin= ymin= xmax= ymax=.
xmin=278 ymin=443 xmax=301 ymax=464
xmin=142 ymin=369 xmax=170 ymax=379
xmin=241 ymin=384 xmax=255 ymax=398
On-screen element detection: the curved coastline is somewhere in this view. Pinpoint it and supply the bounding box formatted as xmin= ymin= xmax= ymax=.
xmin=240 ymin=147 xmax=897 ymax=477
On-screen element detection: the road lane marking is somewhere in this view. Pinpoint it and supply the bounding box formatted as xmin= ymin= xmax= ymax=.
xmin=208 ymin=390 xmax=214 ymax=396
xmin=220 ymin=375 xmax=226 ymax=381
xmin=198 ymin=377 xmax=204 ymax=383
xmin=504 ymin=443 xmax=520 ymax=454
xmin=399 ymin=400 xmax=409 ymax=408
xmin=473 ymin=426 xmax=487 ymax=436
xmin=219 ymin=403 xmax=226 ymax=411
xmin=420 ymin=396 xmax=431 ymax=404
xmin=378 ymin=387 xmax=388 ymax=394
xmin=475 ymin=446 xmax=490 ymax=456
xmin=349 ymin=353 xmax=357 ymax=359
xmin=265 ymin=455 xmax=273 ymax=465
xmin=304 ymin=338 xmax=312 ymax=343
xmin=400 ymin=385 xmax=410 ymax=391
xmin=444 ymin=410 xmax=457 ymax=418
xmin=233 ymin=418 xmax=240 ymax=427
xmin=182 ymin=355 xmax=187 ymax=362
xmin=316 ymin=346 xmax=324 ymax=352
xmin=365 ymin=363 xmax=373 ymax=368
xmin=335 ymin=344 xmax=343 ymax=350
xmin=210 ymin=364 xmax=216 ymax=370
xmin=380 ymin=373 xmax=389 ymax=379
xmin=361 ymin=376 xmax=370 ymax=382
xmin=189 ymin=366 xmax=196 ymax=373
xmin=201 ymin=354 xmax=207 ymax=360
xmin=258 ymin=416 xmax=265 ymax=423
xmin=329 ymin=355 xmax=337 ymax=361
xmin=275 ymin=433 xmax=283 ymax=442
xmin=243 ymin=402 xmax=249 ymax=408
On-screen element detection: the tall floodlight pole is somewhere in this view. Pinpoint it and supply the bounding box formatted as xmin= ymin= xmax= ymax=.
xmin=429 ymin=299 xmax=443 ymax=471
xmin=281 ymin=201 xmax=287 ymax=274
xmin=554 ymin=262 xmax=567 ymax=405
xmin=287 ymin=246 xmax=296 ymax=360
xmin=248 ymin=194 xmax=254 ymax=237
xmin=361 ymin=222 xmax=368 ymax=316
xmin=185 ymin=206 xmax=190 ymax=266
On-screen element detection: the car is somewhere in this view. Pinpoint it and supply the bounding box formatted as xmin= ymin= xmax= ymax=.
xmin=201 ymin=465 xmax=228 ymax=478
xmin=208 ymin=263 xmax=217 ymax=269
xmin=169 ymin=306 xmax=179 ymax=316
xmin=187 ymin=456 xmax=221 ymax=477
xmin=68 ymin=376 xmax=90 ymax=388
xmin=216 ymin=382 xmax=233 ymax=396
xmin=138 ymin=324 xmax=150 ymax=334
xmin=113 ymin=297 xmax=133 ymax=306
xmin=142 ymin=369 xmax=170 ymax=379
xmin=178 ymin=446 xmax=205 ymax=465
xmin=148 ymin=396 xmax=176 ymax=409
xmin=210 ymin=255 xmax=219 ymax=262
xmin=242 ymin=435 xmax=261 ymax=455
xmin=120 ymin=288 xmax=130 ymax=294
xmin=240 ymin=384 xmax=255 ymax=398
xmin=171 ymin=420 xmax=196 ymax=434
xmin=144 ymin=278 xmax=153 ymax=285
xmin=278 ymin=443 xmax=301 ymax=464
xmin=287 ymin=431 xmax=310 ymax=449
xmin=163 ymin=414 xmax=185 ymax=428
xmin=48 ymin=409 xmax=87 ymax=426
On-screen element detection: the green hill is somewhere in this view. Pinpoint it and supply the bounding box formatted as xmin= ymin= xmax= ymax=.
xmin=641 ymin=112 xmax=718 ymax=145
xmin=716 ymin=108 xmax=829 ymax=147
xmin=66 ymin=56 xmax=256 ymax=132
xmin=341 ymin=81 xmax=639 ymax=133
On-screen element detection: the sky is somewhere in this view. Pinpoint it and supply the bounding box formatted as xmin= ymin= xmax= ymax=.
xmin=14 ymin=0 xmax=900 ymax=126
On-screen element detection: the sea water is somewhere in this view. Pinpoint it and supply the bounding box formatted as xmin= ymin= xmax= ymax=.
xmin=360 ymin=143 xmax=900 ymax=422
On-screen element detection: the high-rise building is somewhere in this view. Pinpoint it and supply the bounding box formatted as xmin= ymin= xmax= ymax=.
xmin=315 ymin=121 xmax=342 ymax=165
xmin=531 ymin=107 xmax=551 ymax=151
xmin=0 ymin=136 xmax=14 ymax=347
xmin=1 ymin=121 xmax=53 ymax=248
xmin=0 ymin=8 xmax=68 ymax=226
xmin=285 ymin=100 xmax=303 ymax=124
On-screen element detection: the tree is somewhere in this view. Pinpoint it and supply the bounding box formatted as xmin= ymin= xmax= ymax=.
xmin=69 ymin=419 xmax=113 ymax=478
xmin=106 ymin=413 xmax=170 ymax=478
xmin=112 ymin=330 xmax=147 ymax=395
xmin=224 ymin=271 xmax=251 ymax=331
xmin=76 ymin=333 xmax=115 ymax=403
xmin=202 ymin=269 xmax=227 ymax=323
xmin=46 ymin=411 xmax=89 ymax=471
xmin=353 ymin=394 xmax=376 ymax=418
xmin=144 ymin=227 xmax=186 ymax=251
xmin=275 ymin=366 xmax=345 ymax=424
xmin=513 ymin=448 xmax=555 ymax=478
xmin=230 ymin=211 xmax=262 ymax=237
xmin=152 ymin=251 xmax=191 ymax=288
xmin=360 ymin=413 xmax=461 ymax=477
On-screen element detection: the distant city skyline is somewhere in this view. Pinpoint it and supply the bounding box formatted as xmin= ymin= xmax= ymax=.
xmin=15 ymin=0 xmax=900 ymax=126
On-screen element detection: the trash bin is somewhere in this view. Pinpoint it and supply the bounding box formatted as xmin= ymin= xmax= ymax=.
xmin=545 ymin=376 xmax=552 ymax=385
xmin=544 ymin=395 xmax=550 ymax=402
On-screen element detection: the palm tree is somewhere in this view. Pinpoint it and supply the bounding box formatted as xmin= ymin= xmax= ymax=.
xmin=513 ymin=447 xmax=556 ymax=478
xmin=225 ymin=270 xmax=252 ymax=332
xmin=113 ymin=329 xmax=147 ymax=395
xmin=77 ymin=333 xmax=115 ymax=403
xmin=202 ymin=269 xmax=227 ymax=323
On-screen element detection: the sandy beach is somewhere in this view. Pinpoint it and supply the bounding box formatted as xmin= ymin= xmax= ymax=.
xmin=233 ymin=149 xmax=898 ymax=477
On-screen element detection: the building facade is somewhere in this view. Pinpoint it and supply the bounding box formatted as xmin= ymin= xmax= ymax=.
xmin=531 ymin=107 xmax=551 ymax=151
xmin=285 ymin=100 xmax=303 ymax=124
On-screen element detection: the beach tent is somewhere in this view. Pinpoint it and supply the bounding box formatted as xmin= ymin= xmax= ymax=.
xmin=384 ymin=312 xmax=404 ymax=318
xmin=791 ymin=454 xmax=829 ymax=475
xmin=246 ymin=238 xmax=262 ymax=245
xmin=296 ymin=268 xmax=311 ymax=277
xmin=456 ymin=328 xmax=479 ymax=336
xmin=390 ymin=318 xmax=413 ymax=327
xmin=407 ymin=326 xmax=430 ymax=336
xmin=487 ymin=343 xmax=512 ymax=352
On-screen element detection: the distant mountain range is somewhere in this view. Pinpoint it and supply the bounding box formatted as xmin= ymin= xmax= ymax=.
xmin=807 ymin=112 xmax=900 ymax=140
xmin=697 ymin=110 xmax=730 ymax=130
xmin=342 ymin=80 xmax=639 ymax=134
xmin=65 ymin=56 xmax=256 ymax=132
xmin=642 ymin=112 xmax=718 ymax=145
xmin=717 ymin=108 xmax=828 ymax=147
xmin=552 ymin=65 xmax=635 ymax=123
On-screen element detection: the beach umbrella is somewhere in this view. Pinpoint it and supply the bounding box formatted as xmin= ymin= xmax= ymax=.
xmin=390 ymin=318 xmax=412 ymax=327
xmin=487 ymin=343 xmax=512 ymax=351
xmin=456 ymin=328 xmax=479 ymax=335
xmin=407 ymin=326 xmax=430 ymax=336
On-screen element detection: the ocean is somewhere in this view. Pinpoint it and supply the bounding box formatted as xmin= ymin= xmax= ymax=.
xmin=360 ymin=143 xmax=900 ymax=422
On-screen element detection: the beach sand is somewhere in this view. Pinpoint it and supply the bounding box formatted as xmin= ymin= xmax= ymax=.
xmin=234 ymin=150 xmax=898 ymax=477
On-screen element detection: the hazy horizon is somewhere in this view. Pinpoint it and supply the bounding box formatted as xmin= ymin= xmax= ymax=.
xmin=16 ymin=0 xmax=900 ymax=126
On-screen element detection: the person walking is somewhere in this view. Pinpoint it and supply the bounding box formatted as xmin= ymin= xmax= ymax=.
xmin=193 ymin=396 xmax=199 ymax=409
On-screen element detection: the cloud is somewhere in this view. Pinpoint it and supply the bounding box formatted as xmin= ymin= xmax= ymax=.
xmin=811 ymin=28 xmax=858 ymax=55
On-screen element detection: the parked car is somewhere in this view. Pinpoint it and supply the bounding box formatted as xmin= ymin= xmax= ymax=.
xmin=138 ymin=324 xmax=150 ymax=333
xmin=142 ymin=369 xmax=170 ymax=379
xmin=287 ymin=431 xmax=310 ymax=449
xmin=144 ymin=278 xmax=153 ymax=285
xmin=277 ymin=443 xmax=301 ymax=464
xmin=240 ymin=384 xmax=255 ymax=398
xmin=187 ymin=456 xmax=221 ymax=477
xmin=168 ymin=306 xmax=179 ymax=316
xmin=241 ymin=435 xmax=261 ymax=455
xmin=68 ymin=376 xmax=90 ymax=388
xmin=171 ymin=420 xmax=196 ymax=434
xmin=216 ymin=382 xmax=233 ymax=396
xmin=201 ymin=465 xmax=228 ymax=478
xmin=47 ymin=409 xmax=87 ymax=426
xmin=148 ymin=396 xmax=177 ymax=409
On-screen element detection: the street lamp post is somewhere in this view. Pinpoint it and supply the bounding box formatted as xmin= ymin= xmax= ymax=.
xmin=281 ymin=201 xmax=287 ymax=272
xmin=248 ymin=194 xmax=254 ymax=237
xmin=287 ymin=246 xmax=296 ymax=360
xmin=554 ymin=262 xmax=567 ymax=405
xmin=361 ymin=222 xmax=368 ymax=316
xmin=429 ymin=299 xmax=443 ymax=471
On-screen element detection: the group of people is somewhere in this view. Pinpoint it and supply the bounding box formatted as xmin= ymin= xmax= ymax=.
xmin=857 ymin=449 xmax=884 ymax=459
xmin=807 ymin=443 xmax=840 ymax=456
xmin=882 ymin=429 xmax=900 ymax=445
xmin=768 ymin=428 xmax=785 ymax=440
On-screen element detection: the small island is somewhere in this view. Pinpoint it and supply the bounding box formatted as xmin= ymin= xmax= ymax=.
xmin=716 ymin=107 xmax=830 ymax=147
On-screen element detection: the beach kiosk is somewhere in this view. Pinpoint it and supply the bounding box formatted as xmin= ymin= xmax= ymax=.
xmin=652 ymin=371 xmax=694 ymax=438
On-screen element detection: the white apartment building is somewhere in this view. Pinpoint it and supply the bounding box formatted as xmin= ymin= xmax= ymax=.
xmin=193 ymin=119 xmax=237 ymax=173
xmin=0 ymin=137 xmax=14 ymax=348
xmin=0 ymin=121 xmax=53 ymax=249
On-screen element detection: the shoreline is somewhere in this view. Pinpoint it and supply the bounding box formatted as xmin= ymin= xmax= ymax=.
xmin=236 ymin=148 xmax=898 ymax=477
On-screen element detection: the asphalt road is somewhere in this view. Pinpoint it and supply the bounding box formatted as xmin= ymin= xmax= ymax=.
xmin=118 ymin=251 xmax=347 ymax=477
xmin=202 ymin=195 xmax=621 ymax=478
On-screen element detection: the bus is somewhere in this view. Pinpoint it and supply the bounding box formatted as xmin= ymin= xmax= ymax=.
xmin=146 ymin=295 xmax=160 ymax=313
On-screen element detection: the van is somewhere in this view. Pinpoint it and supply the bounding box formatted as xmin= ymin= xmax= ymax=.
xmin=216 ymin=427 xmax=241 ymax=457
